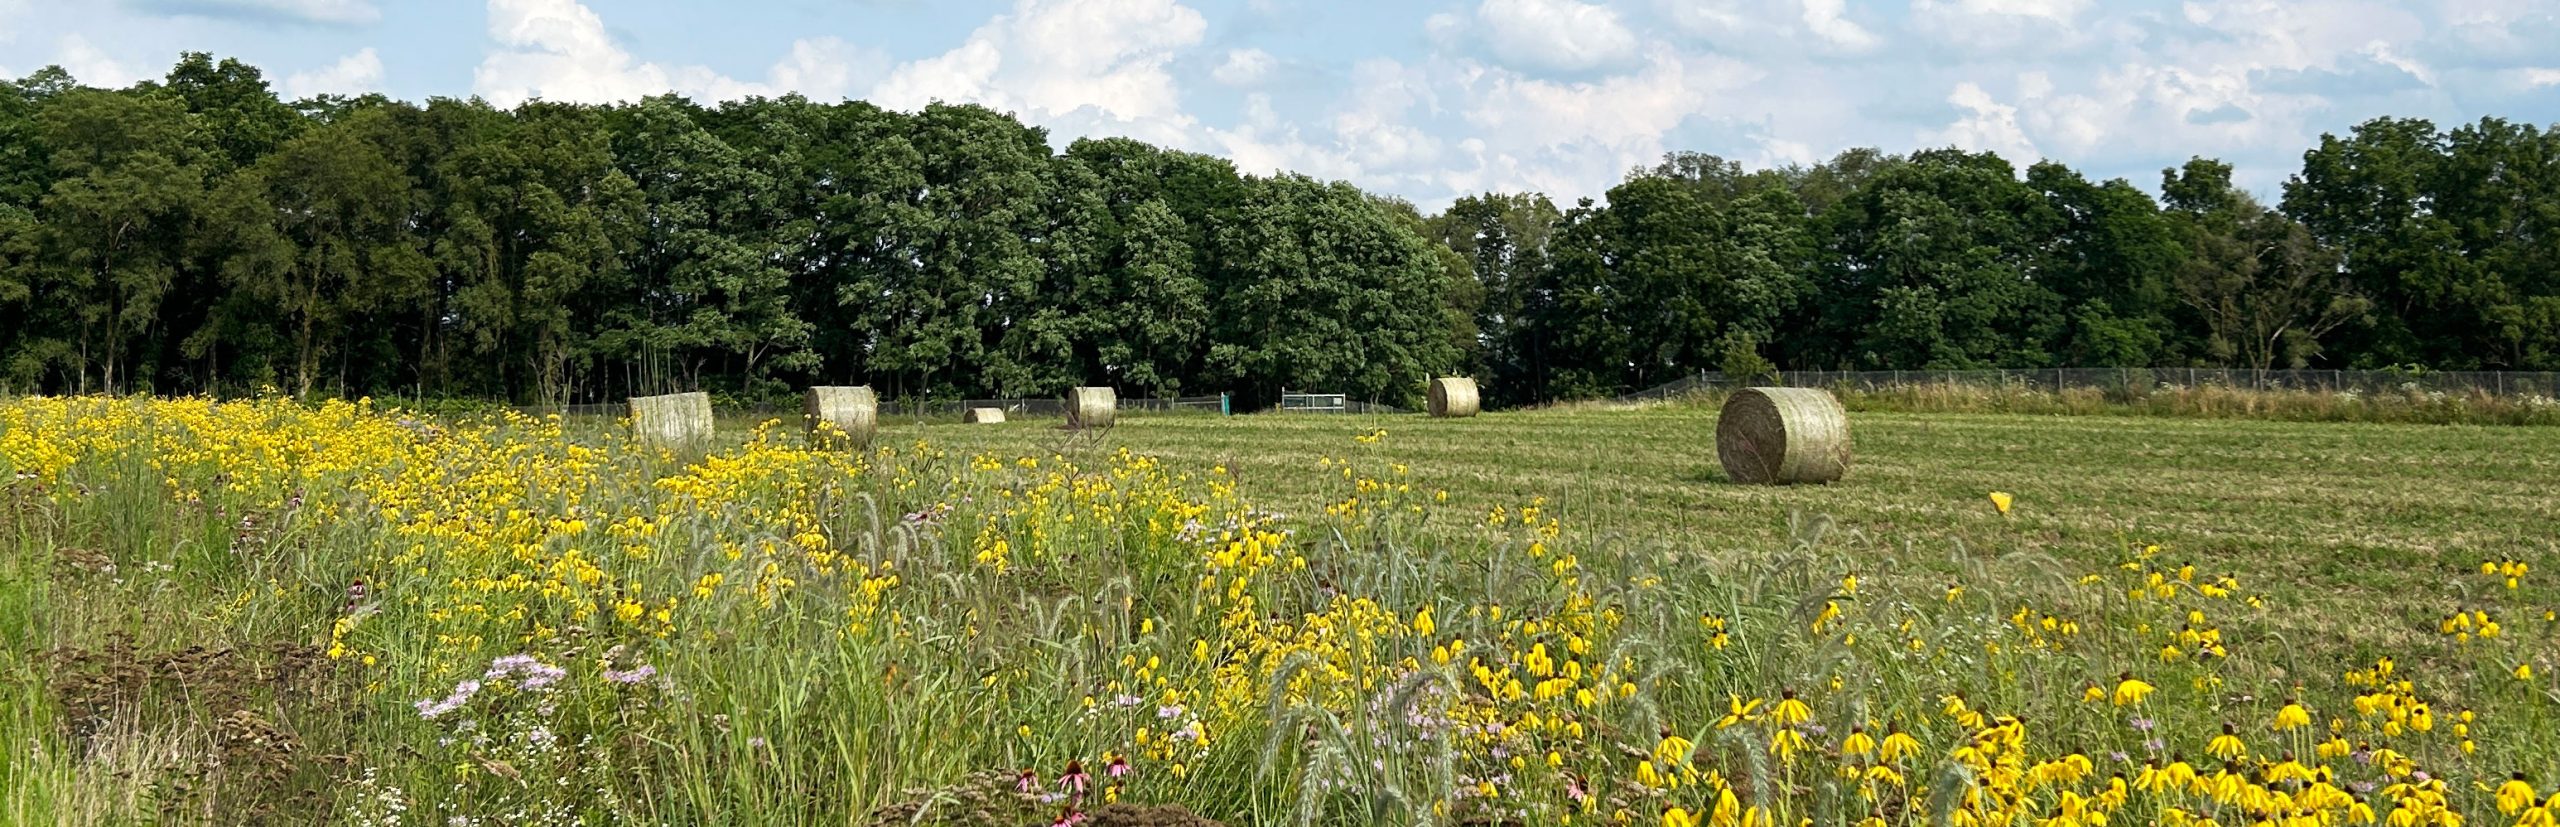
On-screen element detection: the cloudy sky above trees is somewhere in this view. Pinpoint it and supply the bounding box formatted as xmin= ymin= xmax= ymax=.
xmin=4 ymin=0 xmax=2554 ymax=207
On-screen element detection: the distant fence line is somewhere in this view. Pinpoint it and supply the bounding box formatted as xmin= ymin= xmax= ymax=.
xmin=520 ymin=394 xmax=1234 ymax=420
xmin=1619 ymin=368 xmax=2560 ymax=403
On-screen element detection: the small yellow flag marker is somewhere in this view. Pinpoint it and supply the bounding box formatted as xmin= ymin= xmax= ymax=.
xmin=1988 ymin=491 xmax=2015 ymax=516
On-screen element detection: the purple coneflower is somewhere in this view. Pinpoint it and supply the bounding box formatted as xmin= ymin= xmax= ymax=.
xmin=1060 ymin=760 xmax=1091 ymax=794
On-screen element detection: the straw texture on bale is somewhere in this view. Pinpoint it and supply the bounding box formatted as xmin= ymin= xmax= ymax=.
xmin=628 ymin=392 xmax=714 ymax=450
xmin=1427 ymin=377 xmax=1480 ymax=418
xmin=1716 ymin=387 xmax=1851 ymax=485
xmin=964 ymin=407 xmax=1007 ymax=424
xmin=1066 ymin=386 xmax=1117 ymax=430
xmin=804 ymin=386 xmax=878 ymax=447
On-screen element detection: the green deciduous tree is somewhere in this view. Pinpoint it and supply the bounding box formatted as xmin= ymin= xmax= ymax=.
xmin=212 ymin=113 xmax=430 ymax=398
xmin=2169 ymin=158 xmax=2369 ymax=370
xmin=1814 ymin=149 xmax=2062 ymax=369
xmin=15 ymin=88 xmax=206 ymax=392
xmin=1206 ymin=175 xmax=1457 ymax=406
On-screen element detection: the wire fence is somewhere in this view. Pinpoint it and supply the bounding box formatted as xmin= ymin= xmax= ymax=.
xmin=513 ymin=392 xmax=1433 ymax=419
xmin=519 ymin=394 xmax=1234 ymax=420
xmin=1618 ymin=368 xmax=2560 ymax=402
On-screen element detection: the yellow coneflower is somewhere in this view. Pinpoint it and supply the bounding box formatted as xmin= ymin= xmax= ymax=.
xmin=1662 ymin=806 xmax=1698 ymax=827
xmin=1717 ymin=695 xmax=1764 ymax=728
xmin=1771 ymin=689 xmax=1813 ymax=727
xmin=1656 ymin=732 xmax=1696 ymax=766
xmin=1709 ymin=786 xmax=1742 ymax=827
xmin=1879 ymin=727 xmax=1921 ymax=764
xmin=1840 ymin=726 xmax=1877 ymax=759
xmin=2162 ymin=758 xmax=2200 ymax=793
xmin=2112 ymin=673 xmax=2156 ymax=707
xmin=2207 ymin=723 xmax=2246 ymax=760
xmin=2499 ymin=774 xmax=2540 ymax=816
xmin=2134 ymin=761 xmax=2166 ymax=793
xmin=2517 ymin=663 xmax=2536 ymax=681
xmin=1769 ymin=727 xmax=1806 ymax=762
xmin=2273 ymin=700 xmax=2311 ymax=731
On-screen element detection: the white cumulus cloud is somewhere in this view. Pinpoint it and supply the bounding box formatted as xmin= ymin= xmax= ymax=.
xmin=56 ymin=34 xmax=147 ymax=88
xmin=282 ymin=47 xmax=383 ymax=98
xmin=1456 ymin=45 xmax=1762 ymax=196
xmin=1213 ymin=48 xmax=1276 ymax=86
xmin=473 ymin=0 xmax=884 ymax=107
xmin=1920 ymin=81 xmax=2039 ymax=163
xmin=1799 ymin=0 xmax=1878 ymax=49
xmin=871 ymin=0 xmax=1207 ymax=145
xmin=1472 ymin=0 xmax=1639 ymax=72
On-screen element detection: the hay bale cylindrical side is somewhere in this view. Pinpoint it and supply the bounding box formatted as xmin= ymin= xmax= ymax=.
xmin=1066 ymin=386 xmax=1117 ymax=430
xmin=629 ymin=391 xmax=714 ymax=450
xmin=1716 ymin=387 xmax=1851 ymax=484
xmin=804 ymin=386 xmax=878 ymax=447
xmin=964 ymin=407 xmax=1007 ymax=424
xmin=1427 ymin=377 xmax=1480 ymax=418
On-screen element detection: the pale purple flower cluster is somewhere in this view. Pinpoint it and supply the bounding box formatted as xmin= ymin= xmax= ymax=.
xmin=603 ymin=664 xmax=658 ymax=685
xmin=415 ymin=654 xmax=574 ymax=719
xmin=485 ymin=654 xmax=567 ymax=690
xmin=415 ymin=680 xmax=482 ymax=719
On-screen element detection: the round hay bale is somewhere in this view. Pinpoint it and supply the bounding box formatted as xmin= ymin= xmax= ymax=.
xmin=1427 ymin=377 xmax=1479 ymax=418
xmin=1716 ymin=387 xmax=1851 ymax=485
xmin=964 ymin=407 xmax=1007 ymax=424
xmin=1066 ymin=386 xmax=1116 ymax=430
xmin=629 ymin=391 xmax=714 ymax=450
xmin=804 ymin=386 xmax=878 ymax=447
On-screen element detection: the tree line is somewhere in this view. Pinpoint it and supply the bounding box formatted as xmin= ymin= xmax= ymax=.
xmin=3 ymin=55 xmax=2554 ymax=409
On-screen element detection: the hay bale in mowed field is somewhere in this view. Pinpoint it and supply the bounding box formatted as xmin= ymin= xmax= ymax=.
xmin=804 ymin=386 xmax=878 ymax=447
xmin=964 ymin=407 xmax=1007 ymax=424
xmin=1428 ymin=377 xmax=1479 ymax=418
xmin=1066 ymin=386 xmax=1117 ymax=430
xmin=1716 ymin=387 xmax=1851 ymax=485
xmin=629 ymin=391 xmax=714 ymax=451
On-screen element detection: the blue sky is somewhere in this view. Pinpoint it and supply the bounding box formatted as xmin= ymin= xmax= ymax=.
xmin=4 ymin=0 xmax=2555 ymax=209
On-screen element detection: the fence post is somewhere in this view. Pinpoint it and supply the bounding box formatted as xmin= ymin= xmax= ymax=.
xmin=1221 ymin=392 xmax=1230 ymax=416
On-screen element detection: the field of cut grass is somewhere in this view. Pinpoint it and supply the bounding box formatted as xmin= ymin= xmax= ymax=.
xmin=919 ymin=402 xmax=2556 ymax=656
xmin=2 ymin=395 xmax=2553 ymax=826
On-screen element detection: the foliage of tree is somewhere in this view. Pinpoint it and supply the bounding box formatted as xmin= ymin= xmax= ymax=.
xmin=0 ymin=55 xmax=2552 ymax=408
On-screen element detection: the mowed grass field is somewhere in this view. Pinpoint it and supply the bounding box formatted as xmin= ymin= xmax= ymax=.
xmin=916 ymin=402 xmax=2557 ymax=656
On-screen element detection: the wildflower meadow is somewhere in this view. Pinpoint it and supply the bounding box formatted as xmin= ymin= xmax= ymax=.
xmin=2 ymin=396 xmax=2556 ymax=826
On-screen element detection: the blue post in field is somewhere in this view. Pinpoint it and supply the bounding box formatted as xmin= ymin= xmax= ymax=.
xmin=1220 ymin=392 xmax=1231 ymax=416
